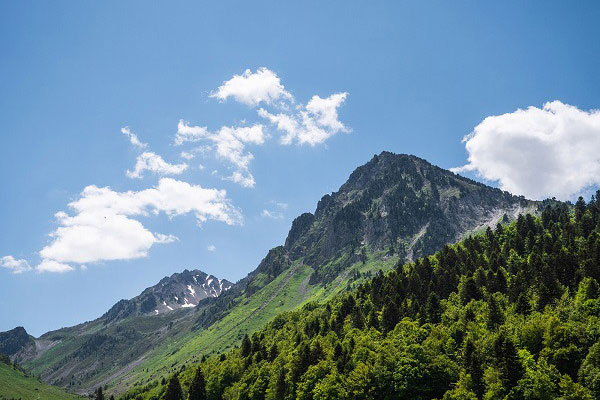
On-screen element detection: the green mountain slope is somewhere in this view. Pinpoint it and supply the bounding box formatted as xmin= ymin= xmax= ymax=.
xmin=103 ymin=152 xmax=546 ymax=395
xmin=0 ymin=357 xmax=83 ymax=400
xmin=126 ymin=195 xmax=600 ymax=400
xmin=10 ymin=152 xmax=549 ymax=396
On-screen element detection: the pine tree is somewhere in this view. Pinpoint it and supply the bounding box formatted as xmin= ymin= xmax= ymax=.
xmin=188 ymin=367 xmax=207 ymax=400
xmin=164 ymin=374 xmax=183 ymax=400
xmin=95 ymin=387 xmax=104 ymax=400
xmin=381 ymin=300 xmax=399 ymax=332
xmin=241 ymin=334 xmax=252 ymax=357
xmin=462 ymin=338 xmax=483 ymax=397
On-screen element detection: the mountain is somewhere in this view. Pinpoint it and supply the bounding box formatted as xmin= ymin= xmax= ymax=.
xmin=103 ymin=269 xmax=233 ymax=323
xmin=2 ymin=268 xmax=231 ymax=395
xmin=142 ymin=198 xmax=599 ymax=400
xmin=8 ymin=152 xmax=552 ymax=396
xmin=247 ymin=152 xmax=539 ymax=292
xmin=0 ymin=354 xmax=83 ymax=400
xmin=0 ymin=327 xmax=35 ymax=360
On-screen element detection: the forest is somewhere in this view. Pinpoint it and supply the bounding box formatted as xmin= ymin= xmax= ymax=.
xmin=123 ymin=194 xmax=600 ymax=400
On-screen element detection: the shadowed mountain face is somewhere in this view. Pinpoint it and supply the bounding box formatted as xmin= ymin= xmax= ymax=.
xmin=3 ymin=152 xmax=551 ymax=395
xmin=0 ymin=327 xmax=35 ymax=359
xmin=102 ymin=269 xmax=233 ymax=323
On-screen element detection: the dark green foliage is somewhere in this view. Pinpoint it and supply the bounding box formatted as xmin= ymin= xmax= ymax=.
xmin=95 ymin=387 xmax=104 ymax=400
xmin=241 ymin=334 xmax=251 ymax=358
xmin=188 ymin=367 xmax=206 ymax=400
xmin=126 ymin=195 xmax=600 ymax=400
xmin=164 ymin=374 xmax=183 ymax=400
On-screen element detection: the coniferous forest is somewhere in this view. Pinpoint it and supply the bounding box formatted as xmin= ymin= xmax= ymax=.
xmin=122 ymin=195 xmax=600 ymax=400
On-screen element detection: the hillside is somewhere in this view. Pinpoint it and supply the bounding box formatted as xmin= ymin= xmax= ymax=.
xmin=0 ymin=355 xmax=83 ymax=400
xmin=94 ymin=152 xmax=547 ymax=395
xmin=8 ymin=152 xmax=548 ymax=396
xmin=5 ymin=269 xmax=232 ymax=394
xmin=125 ymin=195 xmax=600 ymax=400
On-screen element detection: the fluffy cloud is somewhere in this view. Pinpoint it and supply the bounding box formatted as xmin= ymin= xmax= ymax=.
xmin=36 ymin=259 xmax=74 ymax=274
xmin=207 ymin=244 xmax=216 ymax=252
xmin=176 ymin=121 xmax=265 ymax=188
xmin=127 ymin=152 xmax=188 ymax=179
xmin=38 ymin=178 xmax=241 ymax=271
xmin=210 ymin=67 xmax=293 ymax=107
xmin=174 ymin=123 xmax=209 ymax=146
xmin=258 ymin=92 xmax=349 ymax=145
xmin=121 ymin=127 xmax=148 ymax=149
xmin=452 ymin=101 xmax=600 ymax=200
xmin=0 ymin=256 xmax=32 ymax=274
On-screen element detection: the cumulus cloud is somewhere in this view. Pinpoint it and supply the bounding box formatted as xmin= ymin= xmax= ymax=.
xmin=210 ymin=67 xmax=293 ymax=107
xmin=0 ymin=256 xmax=32 ymax=274
xmin=121 ymin=127 xmax=148 ymax=149
xmin=207 ymin=244 xmax=216 ymax=252
xmin=258 ymin=92 xmax=349 ymax=145
xmin=37 ymin=178 xmax=241 ymax=271
xmin=36 ymin=259 xmax=74 ymax=274
xmin=452 ymin=101 xmax=600 ymax=200
xmin=174 ymin=123 xmax=209 ymax=146
xmin=176 ymin=121 xmax=265 ymax=188
xmin=127 ymin=152 xmax=188 ymax=179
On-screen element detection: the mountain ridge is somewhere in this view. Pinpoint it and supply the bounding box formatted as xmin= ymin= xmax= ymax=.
xmin=2 ymin=152 xmax=557 ymax=396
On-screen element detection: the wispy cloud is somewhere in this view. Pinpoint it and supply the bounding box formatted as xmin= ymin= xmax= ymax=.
xmin=261 ymin=209 xmax=284 ymax=219
xmin=121 ymin=127 xmax=148 ymax=149
xmin=176 ymin=121 xmax=265 ymax=188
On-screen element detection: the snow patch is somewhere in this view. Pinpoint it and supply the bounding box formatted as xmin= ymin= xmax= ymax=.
xmin=187 ymin=284 xmax=196 ymax=297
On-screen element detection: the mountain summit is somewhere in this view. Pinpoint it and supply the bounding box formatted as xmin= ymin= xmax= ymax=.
xmin=270 ymin=152 xmax=538 ymax=284
xmin=103 ymin=269 xmax=233 ymax=323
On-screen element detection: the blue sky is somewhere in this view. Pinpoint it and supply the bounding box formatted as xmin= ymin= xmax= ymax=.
xmin=1 ymin=1 xmax=599 ymax=336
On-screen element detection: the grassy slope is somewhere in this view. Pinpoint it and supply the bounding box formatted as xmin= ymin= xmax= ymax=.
xmin=25 ymin=310 xmax=198 ymax=393
xmin=0 ymin=362 xmax=83 ymax=400
xmin=115 ymin=252 xmax=399 ymax=397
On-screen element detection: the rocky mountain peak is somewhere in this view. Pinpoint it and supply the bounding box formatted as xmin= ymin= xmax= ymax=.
xmin=102 ymin=268 xmax=233 ymax=323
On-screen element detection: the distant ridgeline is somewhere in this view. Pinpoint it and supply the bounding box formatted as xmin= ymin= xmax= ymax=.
xmin=125 ymin=194 xmax=600 ymax=400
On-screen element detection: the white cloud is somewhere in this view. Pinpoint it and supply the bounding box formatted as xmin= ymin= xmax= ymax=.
xmin=0 ymin=256 xmax=32 ymax=274
xmin=261 ymin=209 xmax=283 ymax=219
xmin=36 ymin=259 xmax=74 ymax=274
xmin=121 ymin=127 xmax=148 ymax=149
xmin=176 ymin=121 xmax=265 ymax=188
xmin=210 ymin=67 xmax=293 ymax=107
xmin=452 ymin=101 xmax=600 ymax=200
xmin=180 ymin=151 xmax=195 ymax=160
xmin=127 ymin=152 xmax=188 ymax=179
xmin=174 ymin=122 xmax=209 ymax=146
xmin=38 ymin=178 xmax=241 ymax=270
xmin=207 ymin=244 xmax=216 ymax=252
xmin=258 ymin=92 xmax=349 ymax=145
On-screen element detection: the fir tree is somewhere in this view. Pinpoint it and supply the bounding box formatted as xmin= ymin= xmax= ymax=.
xmin=188 ymin=367 xmax=206 ymax=400
xmin=164 ymin=374 xmax=183 ymax=400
